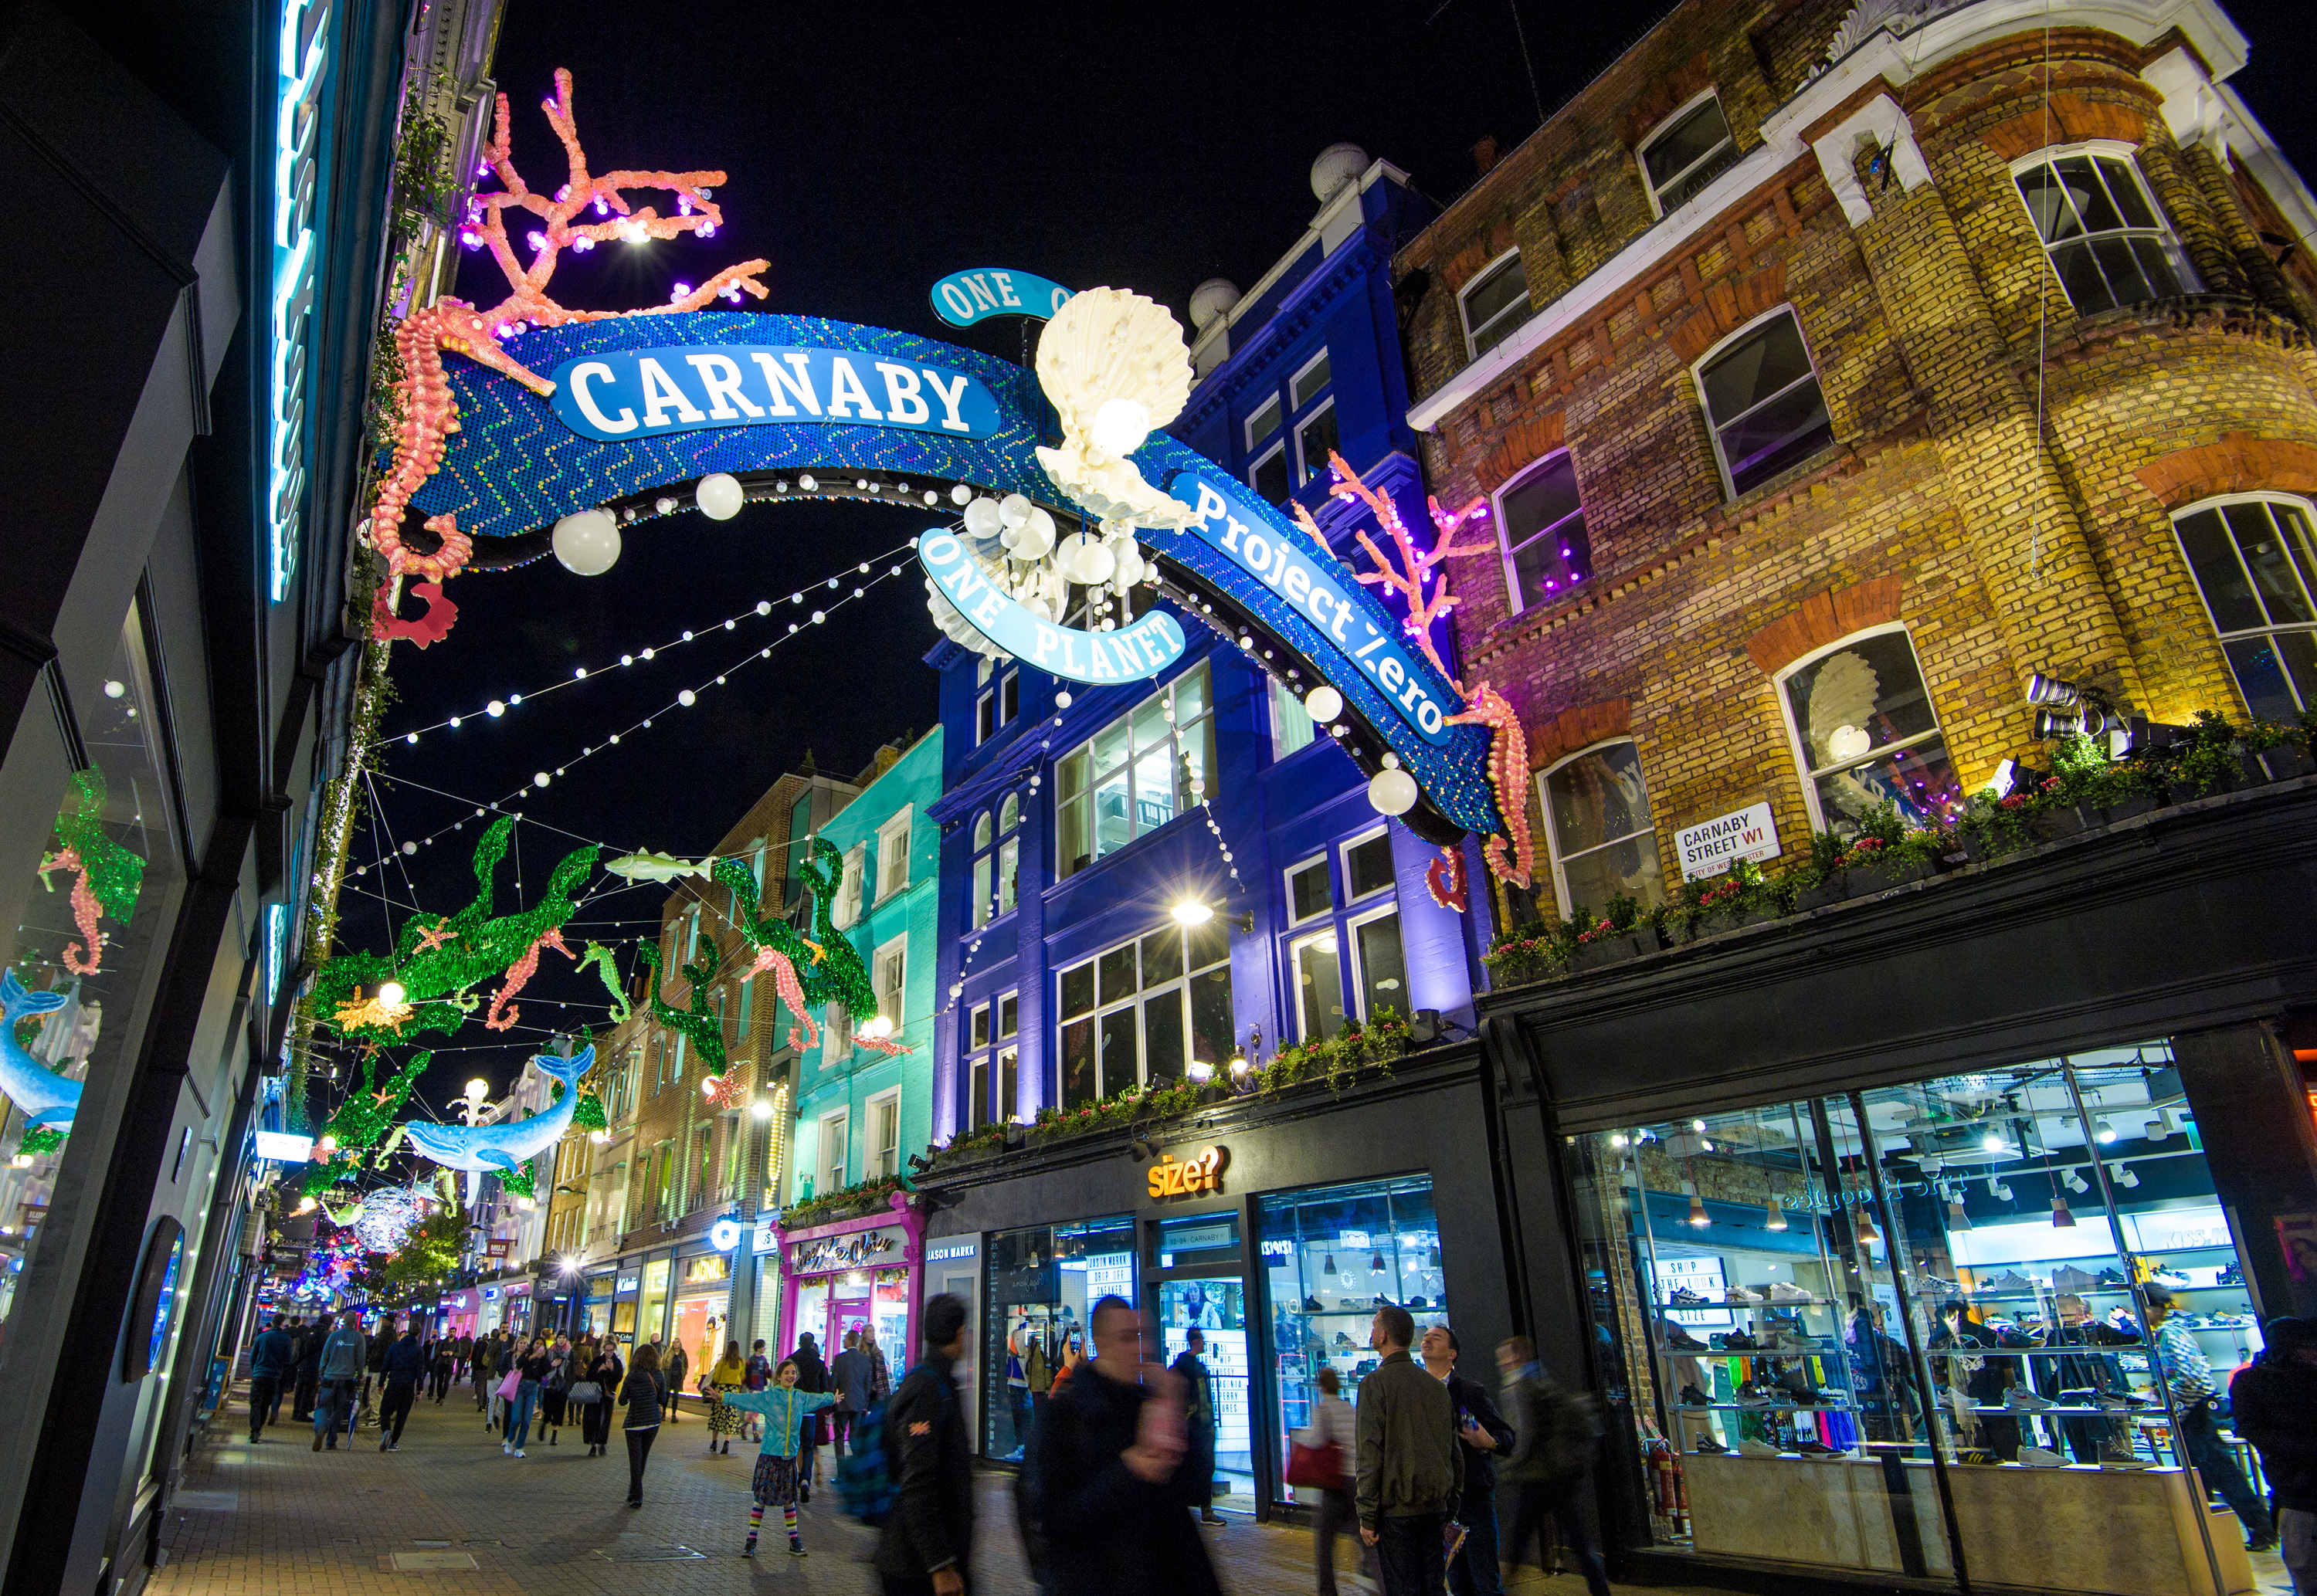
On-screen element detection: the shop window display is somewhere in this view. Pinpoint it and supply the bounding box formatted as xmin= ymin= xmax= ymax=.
xmin=1575 ymin=1043 xmax=2270 ymax=1594
xmin=984 ymin=1215 xmax=1134 ymax=1460
xmin=1259 ymin=1177 xmax=1447 ymax=1497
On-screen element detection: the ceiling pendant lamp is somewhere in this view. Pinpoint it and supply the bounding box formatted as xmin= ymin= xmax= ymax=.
xmin=1324 ymin=1252 xmax=1337 ymax=1276
xmin=2051 ymin=1195 xmax=2076 ymax=1228
xmin=1946 ymin=1188 xmax=1972 ymax=1231
xmin=1854 ymin=1202 xmax=1881 ymax=1245
xmin=1687 ymin=1187 xmax=1709 ymax=1228
xmin=1764 ymin=1195 xmax=1788 ymax=1232
xmin=1369 ymin=1252 xmax=1387 ymax=1273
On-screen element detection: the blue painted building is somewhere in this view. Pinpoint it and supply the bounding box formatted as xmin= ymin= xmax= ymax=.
xmin=926 ymin=148 xmax=1486 ymax=1144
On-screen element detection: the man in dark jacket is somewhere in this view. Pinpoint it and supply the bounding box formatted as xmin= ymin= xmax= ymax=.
xmin=832 ymin=1329 xmax=874 ymax=1455
xmin=1036 ymin=1295 xmax=1220 ymax=1596
xmin=290 ymin=1316 xmax=324 ymax=1422
xmin=248 ymin=1316 xmax=295 ymax=1442
xmin=1357 ymin=1305 xmax=1461 ymax=1596
xmin=1171 ymin=1328 xmax=1225 ymax=1524
xmin=2231 ymin=1316 xmax=2317 ymax=1593
xmin=378 ymin=1326 xmax=424 ymax=1451
xmin=791 ymin=1332 xmax=830 ymax=1498
xmin=1495 ymin=1338 xmax=1608 ymax=1596
xmin=1420 ymin=1324 xmax=1513 ymax=1596
xmin=877 ymin=1295 xmax=974 ymax=1596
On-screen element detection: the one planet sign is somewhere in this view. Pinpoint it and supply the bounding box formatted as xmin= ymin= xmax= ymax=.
xmin=547 ymin=345 xmax=1002 ymax=442
xmin=918 ymin=531 xmax=1186 ymax=685
xmin=928 ymin=266 xmax=1075 ymax=328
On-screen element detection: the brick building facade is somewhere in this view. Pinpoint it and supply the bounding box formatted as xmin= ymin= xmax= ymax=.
xmin=1394 ymin=0 xmax=2316 ymax=923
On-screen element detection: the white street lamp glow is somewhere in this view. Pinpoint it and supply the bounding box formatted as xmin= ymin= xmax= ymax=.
xmin=750 ymin=1099 xmax=775 ymax=1120
xmin=377 ymin=981 xmax=406 ymax=1008
xmin=1172 ymin=900 xmax=1216 ymax=927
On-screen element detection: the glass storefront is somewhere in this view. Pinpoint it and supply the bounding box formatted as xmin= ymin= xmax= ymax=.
xmin=1259 ymin=1174 xmax=1447 ymax=1499
xmin=984 ymin=1215 xmax=1135 ymax=1460
xmin=674 ymin=1250 xmax=731 ymax=1370
xmin=1155 ymin=1210 xmax=1252 ymax=1510
xmin=748 ymin=1254 xmax=782 ymax=1357
xmin=1577 ymin=1042 xmax=2266 ymax=1594
xmin=582 ymin=1272 xmax=612 ymax=1336
xmin=636 ymin=1256 xmax=670 ymax=1350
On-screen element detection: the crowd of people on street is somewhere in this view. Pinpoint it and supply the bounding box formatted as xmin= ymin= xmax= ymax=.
xmin=241 ymin=1297 xmax=2317 ymax=1596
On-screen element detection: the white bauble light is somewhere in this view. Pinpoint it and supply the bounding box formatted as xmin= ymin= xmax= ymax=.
xmin=1111 ymin=543 xmax=1146 ymax=587
xmin=1369 ymin=760 xmax=1420 ymax=816
xmin=551 ymin=509 xmax=621 ymax=575
xmin=1089 ymin=396 xmax=1152 ymax=459
xmin=1304 ymin=685 xmax=1345 ymax=724
xmin=1013 ymin=510 xmax=1056 ymax=561
xmin=696 ymin=473 xmax=745 ymax=520
xmin=963 ymin=497 xmax=1003 ymax=538
xmin=999 ymin=493 xmax=1033 ymax=529
xmin=1075 ymin=536 xmax=1116 ymax=586
xmin=1827 ymin=723 xmax=1873 ymax=762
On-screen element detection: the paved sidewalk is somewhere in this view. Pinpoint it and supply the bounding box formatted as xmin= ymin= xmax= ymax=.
xmin=151 ymin=1384 xmax=1684 ymax=1596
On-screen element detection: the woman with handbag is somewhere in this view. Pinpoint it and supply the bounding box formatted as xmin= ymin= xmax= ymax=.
xmin=576 ymin=1342 xmax=621 ymax=1457
xmin=540 ymin=1335 xmax=572 ymax=1446
xmin=1291 ymin=1366 xmax=1367 ymax=1596
xmin=619 ymin=1342 xmax=668 ymax=1507
xmin=706 ymin=1340 xmax=748 ymax=1455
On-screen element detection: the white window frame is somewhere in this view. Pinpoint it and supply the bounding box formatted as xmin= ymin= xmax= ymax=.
xmin=1638 ymin=88 xmax=1737 ymax=219
xmin=865 ymin=1088 xmax=901 ymax=1181
xmin=1290 ymin=348 xmax=1332 ymax=411
xmin=1493 ymin=448 xmax=1589 ymax=615
xmin=823 ymin=1000 xmax=854 ymax=1064
xmin=1055 ymin=927 xmax=1230 ymax=1105
xmin=962 ymin=992 xmax=1021 ymax=1129
xmin=1458 ymin=247 xmax=1529 ymax=362
xmin=1339 ymin=825 xmax=1396 ymax=903
xmin=1269 ymin=676 xmax=1317 ymax=761
xmin=876 ymin=812 xmax=913 ymax=900
xmin=2009 ymin=140 xmax=2197 ymax=315
xmin=1245 ymin=392 xmax=1284 ymax=452
xmin=818 ymin=1110 xmax=849 ymax=1196
xmin=1294 ymin=395 xmax=1339 ymax=487
xmin=1691 ymin=303 xmax=1833 ymax=502
xmin=1249 ymin=438 xmax=1291 ymax=503
xmin=1537 ymin=737 xmax=1663 ymax=916
xmin=976 ymin=689 xmax=997 ymax=744
xmin=1053 ymin=664 xmax=1215 ymax=879
xmin=872 ymin=934 xmax=907 ymax=1030
xmin=1771 ymin=622 xmax=1947 ymax=833
xmin=2170 ymin=492 xmax=2317 ymax=715
xmin=1283 ymin=853 xmax=1332 ymax=926
xmin=833 ymin=842 xmax=867 ymax=928
xmin=1345 ymin=900 xmax=1406 ymax=1021
xmin=1287 ymin=924 xmax=1345 ymax=1044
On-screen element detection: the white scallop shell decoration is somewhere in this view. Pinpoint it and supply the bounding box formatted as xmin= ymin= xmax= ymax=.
xmin=1033 ymin=286 xmax=1200 ymax=530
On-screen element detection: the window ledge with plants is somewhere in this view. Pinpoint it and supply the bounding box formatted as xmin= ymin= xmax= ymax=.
xmin=1487 ymin=712 xmax=2317 ymax=989
xmin=921 ymin=1012 xmax=1420 ymax=1175
xmin=779 ymin=1174 xmax=911 ymax=1232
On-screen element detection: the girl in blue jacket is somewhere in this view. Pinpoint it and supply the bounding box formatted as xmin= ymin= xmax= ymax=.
xmin=719 ymin=1360 xmax=837 ymax=1556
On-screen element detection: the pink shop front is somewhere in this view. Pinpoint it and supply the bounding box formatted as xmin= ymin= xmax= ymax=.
xmin=772 ymin=1195 xmax=924 ymax=1373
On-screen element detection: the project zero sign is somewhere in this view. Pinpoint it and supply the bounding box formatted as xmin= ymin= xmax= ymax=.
xmin=929 ymin=266 xmax=1075 ymax=328
xmin=548 ymin=345 xmax=1002 ymax=442
xmin=918 ymin=532 xmax=1186 ymax=684
xmin=1148 ymin=1146 xmax=1227 ymax=1200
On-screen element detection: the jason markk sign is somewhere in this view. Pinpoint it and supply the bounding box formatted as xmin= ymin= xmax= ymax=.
xmin=1677 ymin=802 xmax=1781 ymax=881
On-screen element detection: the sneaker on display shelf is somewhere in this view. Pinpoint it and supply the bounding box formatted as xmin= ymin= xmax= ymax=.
xmin=1983 ymin=1270 xmax=2034 ymax=1293
xmin=2146 ymin=1265 xmax=2193 ymax=1289
xmin=1669 ymin=1287 xmax=1710 ymax=1306
xmin=1769 ymin=1282 xmax=1813 ymax=1303
xmin=1694 ymin=1435 xmax=1729 ymax=1454
xmin=2095 ymin=1267 xmax=2129 ymax=1288
xmin=2095 ymin=1391 xmax=2148 ymax=1411
xmin=1735 ymin=1387 xmax=1776 ymax=1409
xmin=1680 ymin=1385 xmax=1710 ymax=1407
xmin=2217 ymin=1261 xmax=2244 ymax=1287
xmin=2098 ymin=1445 xmax=2149 ymax=1469
xmin=1794 ymin=1439 xmax=1839 ymax=1456
xmin=1723 ymin=1332 xmax=1761 ymax=1352
xmin=2015 ymin=1446 xmax=2069 ymax=1468
xmin=1774 ymin=1331 xmax=1820 ymax=1353
xmin=1725 ymin=1286 xmax=1766 ymax=1304
xmin=1302 ymin=1296 xmax=1324 ymax=1313
xmin=1666 ymin=1326 xmax=1709 ymax=1352
xmin=1734 ymin=1438 xmax=1781 ymax=1458
xmin=2051 ymin=1265 xmax=2101 ymax=1293
xmin=2005 ymin=1388 xmax=2055 ymax=1412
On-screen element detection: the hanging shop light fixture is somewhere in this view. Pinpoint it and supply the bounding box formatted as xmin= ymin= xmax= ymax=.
xmin=2051 ymin=1195 xmax=2077 ymax=1228
xmin=1765 ymin=1195 xmax=1788 ymax=1232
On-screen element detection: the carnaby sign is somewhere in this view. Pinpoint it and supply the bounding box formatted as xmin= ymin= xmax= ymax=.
xmin=1676 ymin=801 xmax=1781 ymax=880
xmin=548 ymin=345 xmax=1002 ymax=442
xmin=789 ymin=1224 xmax=904 ymax=1276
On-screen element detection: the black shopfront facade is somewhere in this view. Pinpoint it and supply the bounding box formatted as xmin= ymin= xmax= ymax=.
xmin=917 ymin=1039 xmax=1518 ymax=1520
xmin=1485 ymin=782 xmax=2317 ymax=1596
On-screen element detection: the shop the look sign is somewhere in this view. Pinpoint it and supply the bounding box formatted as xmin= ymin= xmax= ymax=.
xmin=1677 ymin=802 xmax=1781 ymax=880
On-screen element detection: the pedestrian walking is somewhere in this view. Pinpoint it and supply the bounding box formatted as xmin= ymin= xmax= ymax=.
xmin=863 ymin=1323 xmax=894 ymax=1405
xmin=1172 ymin=1327 xmax=1226 ymax=1524
xmin=1354 ymin=1305 xmax=1460 ymax=1596
xmin=291 ymin=1316 xmax=323 ymax=1422
xmin=1418 ymin=1325 xmax=1512 ymax=1596
xmin=541 ymin=1335 xmax=572 ymax=1446
xmin=667 ymin=1337 xmax=690 ymax=1425
xmin=741 ymin=1339 xmax=771 ymax=1443
xmin=619 ymin=1341 xmax=667 ymax=1506
xmin=472 ymin=1330 xmax=495 ymax=1418
xmin=831 ymin=1328 xmax=871 ymax=1455
xmin=2148 ymin=1286 xmax=2278 ymax=1550
xmin=579 ymin=1340 xmax=623 ymax=1457
xmin=489 ymin=1330 xmax=517 ymax=1432
xmin=429 ymin=1335 xmax=456 ymax=1403
xmin=705 ymin=1340 xmax=748 ymax=1454
xmin=1494 ymin=1337 xmax=1610 ymax=1596
xmin=311 ymin=1314 xmax=369 ymax=1452
xmin=1035 ymin=1295 xmax=1220 ymax=1596
xmin=2231 ymin=1316 xmax=2317 ymax=1592
xmin=790 ymin=1332 xmax=830 ymax=1501
xmin=719 ymin=1357 xmax=837 ymax=1556
xmin=876 ymin=1293 xmax=973 ymax=1596
xmin=504 ymin=1336 xmax=549 ymax=1457
xmin=246 ymin=1316 xmax=294 ymax=1442
xmin=378 ymin=1324 xmax=423 ymax=1451
xmin=1297 ymin=1365 xmax=1368 ymax=1596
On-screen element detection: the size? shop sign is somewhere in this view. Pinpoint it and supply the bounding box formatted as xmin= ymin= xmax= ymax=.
xmin=1148 ymin=1146 xmax=1228 ymax=1200
xmin=548 ymin=345 xmax=1002 ymax=442
xmin=1675 ymin=801 xmax=1781 ymax=880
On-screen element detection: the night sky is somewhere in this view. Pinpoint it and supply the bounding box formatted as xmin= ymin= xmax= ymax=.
xmin=334 ymin=0 xmax=2317 ymax=1123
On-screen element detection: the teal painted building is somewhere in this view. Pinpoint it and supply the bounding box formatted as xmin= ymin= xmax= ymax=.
xmin=787 ymin=729 xmax=943 ymax=1206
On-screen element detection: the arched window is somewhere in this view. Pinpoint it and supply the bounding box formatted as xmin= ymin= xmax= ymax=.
xmin=970 ymin=793 xmax=1023 ymax=928
xmin=1539 ymin=740 xmax=1665 ymax=918
xmin=1459 ymin=249 xmax=1529 ymax=361
xmin=1775 ymin=625 xmax=1962 ymax=833
xmin=1694 ymin=306 xmax=1834 ymax=500
xmin=1493 ymin=449 xmax=1592 ymax=612
xmin=2172 ymin=493 xmax=2317 ymax=718
xmin=1640 ymin=90 xmax=1738 ymax=215
xmin=2012 ymin=143 xmax=2193 ymax=315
